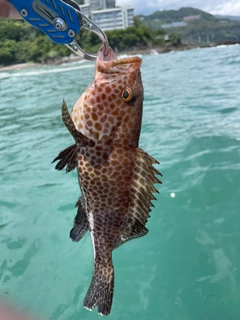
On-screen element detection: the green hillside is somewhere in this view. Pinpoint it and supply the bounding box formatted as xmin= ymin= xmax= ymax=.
xmin=0 ymin=17 xmax=180 ymax=66
xmin=139 ymin=7 xmax=240 ymax=45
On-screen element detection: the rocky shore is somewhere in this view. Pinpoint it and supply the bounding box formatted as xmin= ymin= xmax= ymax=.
xmin=0 ymin=42 xmax=236 ymax=72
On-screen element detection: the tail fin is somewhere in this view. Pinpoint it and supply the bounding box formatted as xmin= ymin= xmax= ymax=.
xmin=83 ymin=261 xmax=114 ymax=316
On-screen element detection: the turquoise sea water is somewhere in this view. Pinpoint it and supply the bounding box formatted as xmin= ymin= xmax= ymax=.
xmin=0 ymin=44 xmax=240 ymax=320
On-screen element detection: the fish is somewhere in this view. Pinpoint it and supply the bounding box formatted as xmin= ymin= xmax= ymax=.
xmin=52 ymin=46 xmax=162 ymax=315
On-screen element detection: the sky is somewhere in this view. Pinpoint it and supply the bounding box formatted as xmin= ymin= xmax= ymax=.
xmin=116 ymin=0 xmax=240 ymax=16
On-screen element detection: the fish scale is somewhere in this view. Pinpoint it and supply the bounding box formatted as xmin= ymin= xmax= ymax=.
xmin=53 ymin=46 xmax=162 ymax=315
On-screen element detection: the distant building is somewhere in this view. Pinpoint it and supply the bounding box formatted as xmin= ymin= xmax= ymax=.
xmin=83 ymin=0 xmax=115 ymax=10
xmin=80 ymin=0 xmax=134 ymax=31
xmin=104 ymin=0 xmax=116 ymax=8
xmin=91 ymin=7 xmax=134 ymax=30
xmin=183 ymin=15 xmax=201 ymax=21
xmin=161 ymin=21 xmax=187 ymax=28
xmin=80 ymin=4 xmax=91 ymax=17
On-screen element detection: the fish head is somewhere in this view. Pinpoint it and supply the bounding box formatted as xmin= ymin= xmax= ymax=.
xmin=72 ymin=47 xmax=143 ymax=147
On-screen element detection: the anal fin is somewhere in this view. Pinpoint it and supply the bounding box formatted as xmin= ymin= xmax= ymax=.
xmin=115 ymin=218 xmax=148 ymax=248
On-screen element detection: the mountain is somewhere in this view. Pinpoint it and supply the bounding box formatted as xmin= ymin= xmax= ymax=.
xmin=138 ymin=7 xmax=240 ymax=45
xmin=139 ymin=7 xmax=217 ymax=24
xmin=215 ymin=15 xmax=240 ymax=21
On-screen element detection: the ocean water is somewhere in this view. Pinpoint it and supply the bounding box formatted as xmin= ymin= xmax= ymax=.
xmin=0 ymin=44 xmax=240 ymax=320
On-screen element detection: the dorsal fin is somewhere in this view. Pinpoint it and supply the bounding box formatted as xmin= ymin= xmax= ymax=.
xmin=130 ymin=148 xmax=162 ymax=225
xmin=52 ymin=100 xmax=95 ymax=172
xmin=116 ymin=148 xmax=162 ymax=246
xmin=62 ymin=99 xmax=95 ymax=147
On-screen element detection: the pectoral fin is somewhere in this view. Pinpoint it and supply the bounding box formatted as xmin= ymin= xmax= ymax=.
xmin=52 ymin=144 xmax=77 ymax=173
xmin=70 ymin=197 xmax=89 ymax=242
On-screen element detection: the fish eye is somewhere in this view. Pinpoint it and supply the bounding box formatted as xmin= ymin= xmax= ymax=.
xmin=121 ymin=87 xmax=134 ymax=102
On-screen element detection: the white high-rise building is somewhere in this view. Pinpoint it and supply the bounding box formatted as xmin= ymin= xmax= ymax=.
xmin=80 ymin=0 xmax=134 ymax=31
xmin=83 ymin=0 xmax=115 ymax=10
xmin=91 ymin=7 xmax=134 ymax=31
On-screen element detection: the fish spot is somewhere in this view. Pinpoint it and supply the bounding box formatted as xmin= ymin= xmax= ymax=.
xmin=100 ymin=115 xmax=107 ymax=123
xmin=124 ymin=175 xmax=131 ymax=182
xmin=116 ymin=148 xmax=123 ymax=155
xmin=103 ymin=101 xmax=109 ymax=108
xmin=111 ymin=153 xmax=117 ymax=159
xmin=96 ymin=151 xmax=102 ymax=157
xmin=96 ymin=181 xmax=102 ymax=187
xmin=104 ymin=122 xmax=110 ymax=129
xmin=90 ymin=172 xmax=95 ymax=178
xmin=95 ymin=158 xmax=102 ymax=165
xmin=101 ymin=167 xmax=108 ymax=174
xmin=128 ymin=121 xmax=134 ymax=128
xmin=116 ymin=115 xmax=122 ymax=121
xmin=106 ymin=87 xmax=112 ymax=93
xmin=112 ymin=109 xmax=119 ymax=116
xmin=95 ymin=122 xmax=102 ymax=131
xmin=91 ymin=155 xmax=97 ymax=161
xmin=102 ymin=152 xmax=109 ymax=161
xmin=103 ymin=182 xmax=110 ymax=189
xmin=107 ymin=167 xmax=113 ymax=174
xmin=109 ymin=103 xmax=116 ymax=110
xmin=94 ymin=132 xmax=100 ymax=140
xmin=86 ymin=120 xmax=93 ymax=127
xmin=101 ymin=93 xmax=107 ymax=100
xmin=121 ymin=169 xmax=129 ymax=176
xmin=111 ymin=160 xmax=119 ymax=167
xmin=116 ymin=99 xmax=122 ymax=106
xmin=108 ymin=116 xmax=115 ymax=124
xmin=115 ymin=165 xmax=123 ymax=172
xmin=91 ymin=191 xmax=98 ymax=198
xmin=92 ymin=113 xmax=98 ymax=121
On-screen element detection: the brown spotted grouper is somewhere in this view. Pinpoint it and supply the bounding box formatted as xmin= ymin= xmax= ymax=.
xmin=53 ymin=46 xmax=162 ymax=315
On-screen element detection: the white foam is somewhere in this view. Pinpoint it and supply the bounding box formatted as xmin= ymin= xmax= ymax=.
xmin=1 ymin=64 xmax=94 ymax=78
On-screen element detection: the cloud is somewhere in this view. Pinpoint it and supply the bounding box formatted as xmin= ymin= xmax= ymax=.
xmin=116 ymin=0 xmax=240 ymax=16
xmin=206 ymin=1 xmax=240 ymax=15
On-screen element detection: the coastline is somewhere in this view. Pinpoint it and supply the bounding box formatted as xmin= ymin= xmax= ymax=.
xmin=0 ymin=62 xmax=42 ymax=72
xmin=0 ymin=45 xmax=194 ymax=72
xmin=0 ymin=42 xmax=235 ymax=72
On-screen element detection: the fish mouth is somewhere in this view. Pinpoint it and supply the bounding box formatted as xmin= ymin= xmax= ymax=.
xmin=95 ymin=46 xmax=142 ymax=79
xmin=97 ymin=46 xmax=117 ymax=62
xmin=96 ymin=46 xmax=142 ymax=75
xmin=97 ymin=46 xmax=142 ymax=65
